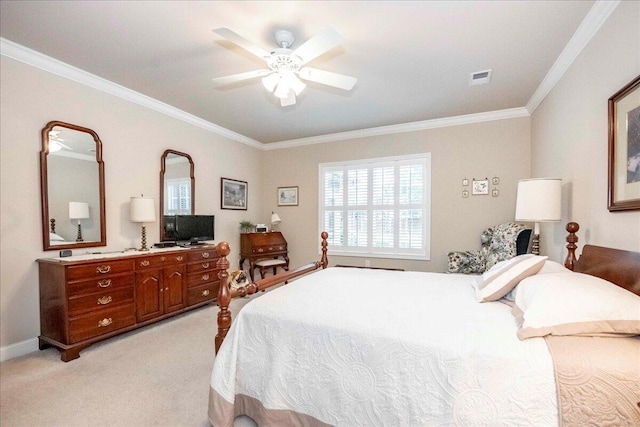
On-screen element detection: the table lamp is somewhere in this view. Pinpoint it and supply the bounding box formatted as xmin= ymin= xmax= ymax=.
xmin=69 ymin=202 xmax=89 ymax=242
xmin=130 ymin=195 xmax=156 ymax=251
xmin=271 ymin=211 xmax=282 ymax=232
xmin=515 ymin=178 xmax=562 ymax=255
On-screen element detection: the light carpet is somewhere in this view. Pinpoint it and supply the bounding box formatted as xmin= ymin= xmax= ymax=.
xmin=0 ymin=293 xmax=263 ymax=427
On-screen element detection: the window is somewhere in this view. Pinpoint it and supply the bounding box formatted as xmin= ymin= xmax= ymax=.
xmin=319 ymin=153 xmax=431 ymax=260
xmin=164 ymin=178 xmax=192 ymax=215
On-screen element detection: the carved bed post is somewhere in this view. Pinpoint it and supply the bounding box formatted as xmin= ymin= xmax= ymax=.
xmin=321 ymin=231 xmax=329 ymax=269
xmin=215 ymin=242 xmax=231 ymax=354
xmin=564 ymin=222 xmax=579 ymax=271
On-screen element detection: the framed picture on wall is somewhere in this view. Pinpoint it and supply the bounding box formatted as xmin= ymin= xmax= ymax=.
xmin=221 ymin=178 xmax=248 ymax=210
xmin=277 ymin=186 xmax=299 ymax=206
xmin=608 ymin=74 xmax=640 ymax=211
xmin=472 ymin=179 xmax=489 ymax=195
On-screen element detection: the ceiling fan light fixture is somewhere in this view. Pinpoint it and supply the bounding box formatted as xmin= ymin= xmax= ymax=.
xmin=262 ymin=73 xmax=279 ymax=93
xmin=274 ymin=80 xmax=291 ymax=99
xmin=282 ymin=71 xmax=306 ymax=95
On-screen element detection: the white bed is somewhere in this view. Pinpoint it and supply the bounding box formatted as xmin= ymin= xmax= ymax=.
xmin=210 ymin=267 xmax=558 ymax=426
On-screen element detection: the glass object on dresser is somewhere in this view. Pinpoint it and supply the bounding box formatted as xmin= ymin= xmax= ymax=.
xmin=40 ymin=121 xmax=106 ymax=251
xmin=160 ymin=149 xmax=195 ymax=241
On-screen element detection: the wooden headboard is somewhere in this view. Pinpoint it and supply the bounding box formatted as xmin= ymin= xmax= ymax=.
xmin=564 ymin=222 xmax=640 ymax=296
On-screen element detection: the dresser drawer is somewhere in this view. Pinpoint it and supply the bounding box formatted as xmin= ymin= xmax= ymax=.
xmin=163 ymin=253 xmax=187 ymax=265
xmin=187 ymin=282 xmax=218 ymax=306
xmin=187 ymin=260 xmax=216 ymax=273
xmin=187 ymin=271 xmax=218 ymax=288
xmin=69 ymin=304 xmax=135 ymax=343
xmin=251 ymin=245 xmax=287 ymax=254
xmin=187 ymin=249 xmax=219 ymax=262
xmin=67 ymin=273 xmax=134 ymax=297
xmin=133 ymin=255 xmax=164 ymax=270
xmin=68 ymin=287 xmax=134 ymax=317
xmin=66 ymin=259 xmax=132 ymax=281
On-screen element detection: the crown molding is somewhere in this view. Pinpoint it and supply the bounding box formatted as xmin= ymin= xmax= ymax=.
xmin=263 ymin=107 xmax=530 ymax=151
xmin=526 ymin=0 xmax=620 ymax=114
xmin=0 ymin=37 xmax=262 ymax=149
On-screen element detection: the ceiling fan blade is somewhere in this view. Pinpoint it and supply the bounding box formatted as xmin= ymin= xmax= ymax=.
xmin=58 ymin=141 xmax=72 ymax=150
xmin=298 ymin=67 xmax=357 ymax=91
xmin=212 ymin=28 xmax=271 ymax=59
xmin=293 ymin=26 xmax=344 ymax=65
xmin=280 ymin=91 xmax=296 ymax=107
xmin=212 ymin=69 xmax=272 ymax=87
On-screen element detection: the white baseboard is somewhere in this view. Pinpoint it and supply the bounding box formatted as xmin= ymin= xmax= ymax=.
xmin=0 ymin=337 xmax=39 ymax=362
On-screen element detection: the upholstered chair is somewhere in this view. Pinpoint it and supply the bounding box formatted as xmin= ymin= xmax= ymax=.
xmin=447 ymin=222 xmax=532 ymax=274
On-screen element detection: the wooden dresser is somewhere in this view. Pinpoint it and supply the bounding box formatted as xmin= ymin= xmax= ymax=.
xmin=38 ymin=245 xmax=220 ymax=361
xmin=239 ymin=232 xmax=289 ymax=281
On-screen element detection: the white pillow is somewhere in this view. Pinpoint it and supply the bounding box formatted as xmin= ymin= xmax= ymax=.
xmin=512 ymin=272 xmax=640 ymax=339
xmin=474 ymin=255 xmax=547 ymax=302
xmin=537 ymin=260 xmax=571 ymax=274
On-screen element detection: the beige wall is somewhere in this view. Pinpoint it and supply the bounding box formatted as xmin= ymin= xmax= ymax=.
xmin=0 ymin=57 xmax=263 ymax=353
xmin=261 ymin=117 xmax=531 ymax=272
xmin=531 ymin=0 xmax=640 ymax=260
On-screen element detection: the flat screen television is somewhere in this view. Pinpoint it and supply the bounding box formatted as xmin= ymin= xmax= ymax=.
xmin=164 ymin=215 xmax=214 ymax=245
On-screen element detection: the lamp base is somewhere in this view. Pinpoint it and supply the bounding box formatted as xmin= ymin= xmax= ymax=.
xmin=530 ymin=234 xmax=540 ymax=255
xmin=139 ymin=225 xmax=149 ymax=251
xmin=76 ymin=223 xmax=84 ymax=242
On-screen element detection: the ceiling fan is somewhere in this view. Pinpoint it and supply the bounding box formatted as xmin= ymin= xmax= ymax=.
xmin=211 ymin=26 xmax=357 ymax=107
xmin=48 ymin=130 xmax=72 ymax=153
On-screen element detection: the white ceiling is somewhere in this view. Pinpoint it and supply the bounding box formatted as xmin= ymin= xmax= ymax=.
xmin=0 ymin=1 xmax=598 ymax=145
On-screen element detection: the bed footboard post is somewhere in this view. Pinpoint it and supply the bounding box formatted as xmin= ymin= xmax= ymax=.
xmin=320 ymin=231 xmax=329 ymax=269
xmin=215 ymin=242 xmax=231 ymax=354
xmin=564 ymin=222 xmax=579 ymax=271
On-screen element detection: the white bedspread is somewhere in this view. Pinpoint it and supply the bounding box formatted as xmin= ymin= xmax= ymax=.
xmin=210 ymin=267 xmax=558 ymax=426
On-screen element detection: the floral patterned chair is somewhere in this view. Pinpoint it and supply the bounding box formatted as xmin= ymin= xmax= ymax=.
xmin=447 ymin=222 xmax=532 ymax=274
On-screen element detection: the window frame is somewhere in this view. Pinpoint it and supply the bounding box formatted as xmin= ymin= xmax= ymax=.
xmin=318 ymin=153 xmax=431 ymax=261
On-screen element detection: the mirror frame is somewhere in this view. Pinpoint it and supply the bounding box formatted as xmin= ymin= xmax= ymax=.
xmin=40 ymin=121 xmax=107 ymax=251
xmin=159 ymin=149 xmax=195 ymax=241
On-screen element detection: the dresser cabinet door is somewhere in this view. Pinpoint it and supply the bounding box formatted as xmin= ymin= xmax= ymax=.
xmin=135 ymin=269 xmax=163 ymax=322
xmin=163 ymin=264 xmax=186 ymax=314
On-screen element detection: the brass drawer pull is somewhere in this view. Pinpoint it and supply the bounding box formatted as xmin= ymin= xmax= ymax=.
xmin=202 ymin=262 xmax=210 ymax=269
xmin=97 ymin=296 xmax=112 ymax=305
xmin=96 ymin=265 xmax=111 ymax=274
xmin=176 ymin=256 xmax=184 ymax=262
xmin=202 ymin=274 xmax=210 ymax=281
xmin=201 ymin=252 xmax=210 ymax=259
xmin=97 ymin=279 xmax=112 ymax=288
xmin=140 ymin=260 xmax=150 ymax=267
xmin=98 ymin=318 xmax=113 ymax=327
xmin=202 ymin=289 xmax=210 ymax=296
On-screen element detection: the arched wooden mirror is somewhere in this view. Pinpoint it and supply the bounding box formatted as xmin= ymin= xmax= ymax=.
xmin=40 ymin=121 xmax=106 ymax=251
xmin=160 ymin=149 xmax=195 ymax=241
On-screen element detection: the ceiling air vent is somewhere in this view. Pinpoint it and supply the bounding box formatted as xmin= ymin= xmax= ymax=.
xmin=469 ymin=69 xmax=492 ymax=86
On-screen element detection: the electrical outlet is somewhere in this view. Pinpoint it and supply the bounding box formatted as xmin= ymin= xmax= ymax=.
xmin=365 ymin=260 xmax=371 ymax=267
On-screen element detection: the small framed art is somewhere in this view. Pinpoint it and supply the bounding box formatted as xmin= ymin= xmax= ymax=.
xmin=221 ymin=178 xmax=247 ymax=210
xmin=277 ymin=186 xmax=299 ymax=206
xmin=608 ymin=74 xmax=640 ymax=211
xmin=472 ymin=179 xmax=489 ymax=195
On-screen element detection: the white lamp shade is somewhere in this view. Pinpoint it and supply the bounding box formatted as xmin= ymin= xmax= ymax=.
xmin=68 ymin=202 xmax=89 ymax=220
xmin=515 ymin=178 xmax=562 ymax=222
xmin=271 ymin=212 xmax=282 ymax=225
xmin=130 ymin=197 xmax=156 ymax=223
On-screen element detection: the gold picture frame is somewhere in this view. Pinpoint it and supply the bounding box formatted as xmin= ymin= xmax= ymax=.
xmin=608 ymin=75 xmax=640 ymax=211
